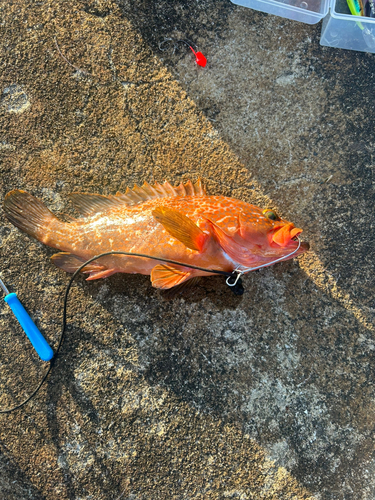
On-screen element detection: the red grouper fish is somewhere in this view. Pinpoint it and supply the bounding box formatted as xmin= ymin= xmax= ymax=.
xmin=3 ymin=180 xmax=309 ymax=291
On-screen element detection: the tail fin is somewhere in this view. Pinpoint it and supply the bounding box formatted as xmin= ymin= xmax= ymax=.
xmin=3 ymin=190 xmax=61 ymax=244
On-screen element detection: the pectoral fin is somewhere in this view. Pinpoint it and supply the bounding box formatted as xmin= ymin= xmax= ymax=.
xmin=152 ymin=206 xmax=207 ymax=252
xmin=151 ymin=264 xmax=192 ymax=289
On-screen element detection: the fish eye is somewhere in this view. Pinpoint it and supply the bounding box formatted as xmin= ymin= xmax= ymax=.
xmin=262 ymin=209 xmax=280 ymax=221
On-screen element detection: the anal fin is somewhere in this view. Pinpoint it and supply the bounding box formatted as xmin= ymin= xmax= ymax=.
xmin=151 ymin=264 xmax=192 ymax=289
xmin=51 ymin=252 xmax=106 ymax=273
xmin=86 ymin=269 xmax=117 ymax=280
xmin=51 ymin=252 xmax=116 ymax=280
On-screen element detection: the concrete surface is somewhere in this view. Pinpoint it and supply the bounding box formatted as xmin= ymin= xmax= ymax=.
xmin=0 ymin=0 xmax=374 ymax=498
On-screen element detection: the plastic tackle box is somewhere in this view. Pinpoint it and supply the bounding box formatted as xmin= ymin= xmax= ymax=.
xmin=231 ymin=0 xmax=329 ymax=24
xmin=231 ymin=0 xmax=375 ymax=53
xmin=321 ymin=0 xmax=375 ymax=52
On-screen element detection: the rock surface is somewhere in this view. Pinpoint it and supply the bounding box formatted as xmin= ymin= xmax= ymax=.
xmin=0 ymin=1 xmax=374 ymax=499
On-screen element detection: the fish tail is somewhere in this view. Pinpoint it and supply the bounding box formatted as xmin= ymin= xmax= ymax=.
xmin=3 ymin=190 xmax=65 ymax=245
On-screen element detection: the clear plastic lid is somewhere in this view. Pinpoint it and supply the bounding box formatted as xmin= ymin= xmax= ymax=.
xmin=231 ymin=0 xmax=330 ymax=24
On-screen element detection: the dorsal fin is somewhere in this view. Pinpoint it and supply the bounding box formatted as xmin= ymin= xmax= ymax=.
xmin=68 ymin=193 xmax=121 ymax=217
xmin=69 ymin=179 xmax=206 ymax=216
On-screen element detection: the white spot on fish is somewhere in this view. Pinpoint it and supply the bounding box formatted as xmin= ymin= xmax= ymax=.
xmin=215 ymin=215 xmax=233 ymax=224
xmin=121 ymin=214 xmax=149 ymax=226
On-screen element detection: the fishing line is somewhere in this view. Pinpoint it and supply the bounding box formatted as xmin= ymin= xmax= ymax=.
xmin=0 ymin=241 xmax=300 ymax=413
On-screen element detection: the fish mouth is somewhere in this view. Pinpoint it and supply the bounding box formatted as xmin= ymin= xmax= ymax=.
xmin=272 ymin=224 xmax=309 ymax=252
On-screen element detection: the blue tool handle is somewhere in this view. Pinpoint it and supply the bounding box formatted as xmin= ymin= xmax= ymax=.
xmin=4 ymin=293 xmax=54 ymax=361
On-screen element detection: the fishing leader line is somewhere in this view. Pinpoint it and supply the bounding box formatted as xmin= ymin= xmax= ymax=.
xmin=0 ymin=242 xmax=300 ymax=413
